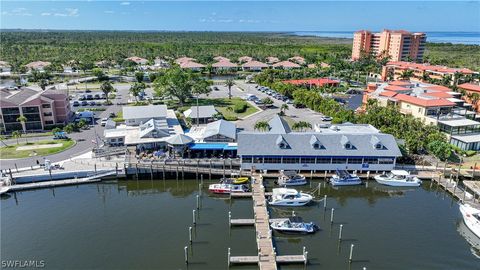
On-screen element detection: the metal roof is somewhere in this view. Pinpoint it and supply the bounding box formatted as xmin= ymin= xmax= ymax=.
xmin=268 ymin=115 xmax=291 ymax=134
xmin=203 ymin=119 xmax=236 ymax=140
xmin=184 ymin=105 xmax=217 ymax=119
xmin=122 ymin=105 xmax=167 ymax=120
xmin=237 ymin=132 xmax=401 ymax=157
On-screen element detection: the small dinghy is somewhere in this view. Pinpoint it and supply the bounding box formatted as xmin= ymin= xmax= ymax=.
xmin=270 ymin=216 xmax=319 ymax=234
xmin=220 ymin=177 xmax=250 ymax=185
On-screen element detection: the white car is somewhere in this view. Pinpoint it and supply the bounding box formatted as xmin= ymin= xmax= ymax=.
xmin=321 ymin=116 xmax=333 ymax=121
xmin=100 ymin=118 xmax=108 ymax=126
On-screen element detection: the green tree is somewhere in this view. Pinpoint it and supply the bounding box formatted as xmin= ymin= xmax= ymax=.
xmin=153 ymin=67 xmax=210 ymax=105
xmin=77 ymin=118 xmax=88 ymax=129
xmin=12 ymin=131 xmax=22 ymax=145
xmin=400 ymin=70 xmax=414 ymax=80
xmin=135 ymin=71 xmax=145 ymax=83
xmin=279 ymin=104 xmax=289 ymax=116
xmin=100 ymin=81 xmax=115 ymax=103
xmin=254 ymin=121 xmax=270 ymax=132
xmin=39 ymin=79 xmax=49 ymax=90
xmin=292 ymin=121 xmax=312 ymax=132
xmin=52 ymin=127 xmax=62 ymax=134
xmin=63 ymin=123 xmax=75 ymax=133
xmin=261 ymin=97 xmax=273 ymax=106
xmin=427 ymin=140 xmax=452 ymax=161
xmin=92 ymin=68 xmax=107 ymax=81
xmin=16 ymin=115 xmax=27 ymax=133
xmin=225 ymin=78 xmax=235 ymax=99
xmin=129 ymin=82 xmax=146 ymax=102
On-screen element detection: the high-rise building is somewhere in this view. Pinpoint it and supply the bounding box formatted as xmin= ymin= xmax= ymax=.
xmin=352 ymin=30 xmax=426 ymax=62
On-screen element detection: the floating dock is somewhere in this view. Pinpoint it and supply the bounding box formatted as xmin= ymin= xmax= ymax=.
xmin=432 ymin=174 xmax=480 ymax=208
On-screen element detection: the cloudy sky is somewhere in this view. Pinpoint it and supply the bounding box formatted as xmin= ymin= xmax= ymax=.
xmin=1 ymin=1 xmax=479 ymax=32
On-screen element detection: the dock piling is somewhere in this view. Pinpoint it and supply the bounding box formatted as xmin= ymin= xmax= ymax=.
xmin=324 ymin=195 xmax=327 ymax=209
xmin=196 ymin=195 xmax=200 ymax=209
xmin=228 ymin=248 xmax=231 ymax=267
xmin=349 ymin=244 xmax=354 ymax=263
xmin=184 ymin=246 xmax=188 ymax=264
xmin=318 ymin=183 xmax=321 ymax=196
xmin=228 ymin=211 xmax=231 ymax=226
xmin=189 ymin=226 xmax=193 ymax=243
xmin=330 ymin=208 xmax=335 ymax=223
xmin=292 ymin=211 xmax=295 ymax=217
xmin=193 ymin=210 xmax=196 ymax=225
xmin=339 ymin=224 xmax=343 ymax=241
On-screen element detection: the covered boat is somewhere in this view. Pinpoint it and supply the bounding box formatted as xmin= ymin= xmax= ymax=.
xmin=330 ymin=170 xmax=362 ymax=186
xmin=268 ymin=188 xmax=313 ymax=206
xmin=275 ymin=171 xmax=307 ymax=186
xmin=270 ymin=216 xmax=319 ymax=234
xmin=208 ymin=183 xmax=250 ymax=194
xmin=460 ymin=203 xmax=480 ymax=239
xmin=374 ymin=170 xmax=422 ymax=187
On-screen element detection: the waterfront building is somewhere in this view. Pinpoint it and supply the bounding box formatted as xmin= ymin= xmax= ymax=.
xmin=458 ymin=83 xmax=480 ymax=112
xmin=272 ymin=61 xmax=301 ymax=70
xmin=183 ymin=105 xmax=217 ymax=124
xmin=212 ymin=59 xmax=238 ymax=72
xmin=178 ymin=60 xmax=205 ymax=71
xmin=242 ymin=60 xmax=269 ymax=72
xmin=283 ymin=78 xmax=340 ymax=88
xmin=186 ymin=119 xmax=237 ymax=143
xmin=123 ymin=105 xmax=168 ymax=126
xmin=237 ymin=115 xmax=401 ymax=171
xmin=352 ymin=30 xmax=426 ymax=61
xmin=381 ymin=61 xmax=477 ymax=84
xmin=25 ymin=61 xmax=51 ymax=72
xmin=0 ymin=87 xmax=72 ymax=133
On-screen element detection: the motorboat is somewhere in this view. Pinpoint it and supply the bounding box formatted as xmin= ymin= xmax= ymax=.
xmin=0 ymin=186 xmax=10 ymax=195
xmin=208 ymin=183 xmax=249 ymax=194
xmin=374 ymin=170 xmax=422 ymax=187
xmin=268 ymin=188 xmax=313 ymax=206
xmin=220 ymin=177 xmax=249 ymax=185
xmin=270 ymin=216 xmax=319 ymax=234
xmin=275 ymin=171 xmax=307 ymax=186
xmin=457 ymin=216 xmax=480 ymax=259
xmin=459 ymin=203 xmax=480 ymax=239
xmin=330 ymin=170 xmax=362 ymax=186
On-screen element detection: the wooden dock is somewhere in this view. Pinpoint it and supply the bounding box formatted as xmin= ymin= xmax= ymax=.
xmin=228 ymin=173 xmax=307 ymax=269
xmin=229 ymin=218 xmax=288 ymax=226
xmin=230 ymin=192 xmax=273 ymax=198
xmin=6 ymin=170 xmax=118 ymax=192
xmin=432 ymin=174 xmax=480 ymax=208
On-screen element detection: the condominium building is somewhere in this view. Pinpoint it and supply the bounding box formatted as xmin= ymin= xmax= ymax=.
xmin=352 ymin=30 xmax=426 ymax=61
xmin=0 ymin=87 xmax=72 ymax=133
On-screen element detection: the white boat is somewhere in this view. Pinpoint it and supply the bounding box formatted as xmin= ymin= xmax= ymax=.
xmin=276 ymin=171 xmax=307 ymax=186
xmin=270 ymin=216 xmax=319 ymax=234
xmin=374 ymin=170 xmax=422 ymax=187
xmin=0 ymin=186 xmax=10 ymax=195
xmin=268 ymin=188 xmax=313 ymax=206
xmin=208 ymin=183 xmax=249 ymax=194
xmin=459 ymin=203 xmax=480 ymax=239
xmin=330 ymin=170 xmax=362 ymax=186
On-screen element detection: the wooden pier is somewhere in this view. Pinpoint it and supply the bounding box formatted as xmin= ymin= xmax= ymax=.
xmin=431 ymin=174 xmax=480 ymax=208
xmin=5 ymin=170 xmax=118 ymax=193
xmin=229 ymin=218 xmax=288 ymax=226
xmin=230 ymin=192 xmax=273 ymax=198
xmin=228 ymin=173 xmax=307 ymax=269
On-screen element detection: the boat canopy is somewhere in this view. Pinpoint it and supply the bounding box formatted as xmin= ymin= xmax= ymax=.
xmin=272 ymin=188 xmax=298 ymax=196
xmin=289 ymin=216 xmax=304 ymax=223
xmin=391 ymin=170 xmax=410 ymax=176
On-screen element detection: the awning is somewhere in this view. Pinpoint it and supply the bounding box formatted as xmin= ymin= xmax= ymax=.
xmin=189 ymin=143 xmax=238 ymax=151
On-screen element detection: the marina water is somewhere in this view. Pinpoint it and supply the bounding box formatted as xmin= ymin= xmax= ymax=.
xmin=1 ymin=179 xmax=479 ymax=269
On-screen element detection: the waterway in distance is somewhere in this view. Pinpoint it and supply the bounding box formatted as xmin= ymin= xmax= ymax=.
xmin=1 ymin=178 xmax=479 ymax=269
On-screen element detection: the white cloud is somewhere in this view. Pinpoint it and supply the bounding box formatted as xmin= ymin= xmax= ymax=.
xmin=41 ymin=12 xmax=52 ymax=16
xmin=54 ymin=8 xmax=79 ymax=17
xmin=104 ymin=10 xmax=115 ymax=14
xmin=120 ymin=2 xmax=130 ymax=5
xmin=3 ymin=7 xmax=32 ymax=16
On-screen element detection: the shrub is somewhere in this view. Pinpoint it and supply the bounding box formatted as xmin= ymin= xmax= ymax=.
xmin=465 ymin=150 xmax=477 ymax=157
xmin=224 ymin=115 xmax=238 ymax=121
xmin=233 ymin=102 xmax=248 ymax=113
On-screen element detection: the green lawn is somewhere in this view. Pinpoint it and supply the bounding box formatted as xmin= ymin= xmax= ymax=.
xmin=171 ymin=97 xmax=259 ymax=120
xmin=0 ymin=139 xmax=76 ymax=159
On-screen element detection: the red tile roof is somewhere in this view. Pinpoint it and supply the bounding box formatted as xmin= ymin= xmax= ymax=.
xmin=459 ymin=83 xmax=480 ymax=93
xmin=384 ymin=85 xmax=410 ymax=92
xmin=395 ymin=94 xmax=455 ymax=107
xmin=389 ymin=80 xmax=412 ymax=86
xmin=242 ymin=60 xmax=268 ymax=68
xmin=272 ymin=61 xmax=301 ymax=68
xmin=283 ymin=78 xmax=340 ymax=87
xmin=179 ymin=61 xmax=205 ymax=69
xmin=379 ymin=91 xmax=398 ymax=97
xmin=386 ymin=61 xmax=475 ymax=75
xmin=212 ymin=60 xmax=237 ymax=68
xmin=425 ymin=85 xmax=451 ymax=92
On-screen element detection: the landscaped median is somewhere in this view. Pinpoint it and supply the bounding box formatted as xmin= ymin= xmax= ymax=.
xmin=0 ymin=139 xmax=76 ymax=159
xmin=173 ymin=97 xmax=259 ymax=121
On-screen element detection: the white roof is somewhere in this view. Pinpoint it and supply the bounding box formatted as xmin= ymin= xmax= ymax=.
xmin=184 ymin=105 xmax=217 ymax=119
xmin=123 ymin=105 xmax=167 ymax=120
xmin=166 ymin=134 xmax=193 ymax=145
xmin=438 ymin=118 xmax=480 ymax=127
xmin=391 ymin=170 xmax=410 ymax=176
xmin=452 ymin=134 xmax=480 ymax=143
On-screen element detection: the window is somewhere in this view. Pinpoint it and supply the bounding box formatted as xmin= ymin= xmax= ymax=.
xmin=264 ymin=157 xmax=281 ymax=163
xmin=332 ymin=158 xmax=347 ymax=164
xmin=317 ymin=158 xmax=331 ymax=164
xmin=376 ymin=143 xmax=385 ymax=150
xmin=345 ymin=143 xmax=355 ymax=150
xmin=242 ymin=156 xmax=253 ymax=163
xmin=282 ymin=157 xmax=300 ymax=164
xmin=301 ymin=157 xmax=316 ymax=164
xmin=348 ymin=158 xmax=363 ymax=164
xmin=44 ymin=112 xmax=53 ymax=117
xmin=118 ymin=138 xmax=123 ymax=142
xmin=44 ymin=120 xmax=54 ymax=125
xmin=253 ymin=157 xmax=263 ymax=163
xmin=364 ymin=158 xmax=378 ymax=164
xmin=42 ymin=104 xmax=51 ymax=108
xmin=378 ymin=158 xmax=394 ymax=164
xmin=22 ymin=107 xmax=39 ymax=114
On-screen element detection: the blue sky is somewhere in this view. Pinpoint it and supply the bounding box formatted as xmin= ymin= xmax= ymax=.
xmin=1 ymin=1 xmax=479 ymax=31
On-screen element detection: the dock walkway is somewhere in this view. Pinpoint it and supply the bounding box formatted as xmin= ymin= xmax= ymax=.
xmin=432 ymin=174 xmax=480 ymax=208
xmin=228 ymin=173 xmax=307 ymax=269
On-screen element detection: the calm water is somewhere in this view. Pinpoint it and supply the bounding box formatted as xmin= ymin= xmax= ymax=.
xmin=293 ymin=31 xmax=480 ymax=45
xmin=1 ymin=178 xmax=479 ymax=269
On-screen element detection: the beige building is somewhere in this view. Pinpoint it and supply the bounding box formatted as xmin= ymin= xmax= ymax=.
xmin=352 ymin=30 xmax=426 ymax=61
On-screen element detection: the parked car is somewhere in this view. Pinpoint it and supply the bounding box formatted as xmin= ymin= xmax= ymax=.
xmin=213 ymin=86 xmax=219 ymax=91
xmin=293 ymin=103 xmax=306 ymax=108
xmin=321 ymin=116 xmax=333 ymax=121
xmin=85 ymin=90 xmax=92 ymax=93
xmin=72 ymin=101 xmax=80 ymax=107
xmin=86 ymin=94 xmax=93 ymax=100
xmin=79 ymin=95 xmax=86 ymax=100
xmin=81 ymin=101 xmax=88 ymax=106
xmin=100 ymin=118 xmax=108 ymax=126
xmin=109 ymin=112 xmax=116 ymax=118
xmin=94 ymin=94 xmax=101 ymax=99
xmin=254 ymin=99 xmax=264 ymax=105
xmin=286 ymin=99 xmax=293 ymax=104
xmin=89 ymin=101 xmax=96 ymax=106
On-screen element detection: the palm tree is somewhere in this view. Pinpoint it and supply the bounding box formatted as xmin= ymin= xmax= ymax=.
xmin=39 ymin=79 xmax=48 ymax=90
xmin=129 ymin=82 xmax=146 ymax=102
xmin=225 ymin=79 xmax=234 ymax=99
xmin=254 ymin=121 xmax=270 ymax=132
xmin=100 ymin=81 xmax=114 ymax=104
xmin=279 ymin=104 xmax=289 ymax=116
xmin=292 ymin=121 xmax=312 ymax=132
xmin=400 ymin=70 xmax=414 ymax=80
xmin=12 ymin=131 xmax=22 ymax=145
xmin=16 ymin=115 xmax=27 ymax=133
xmin=471 ymin=93 xmax=480 ymax=110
